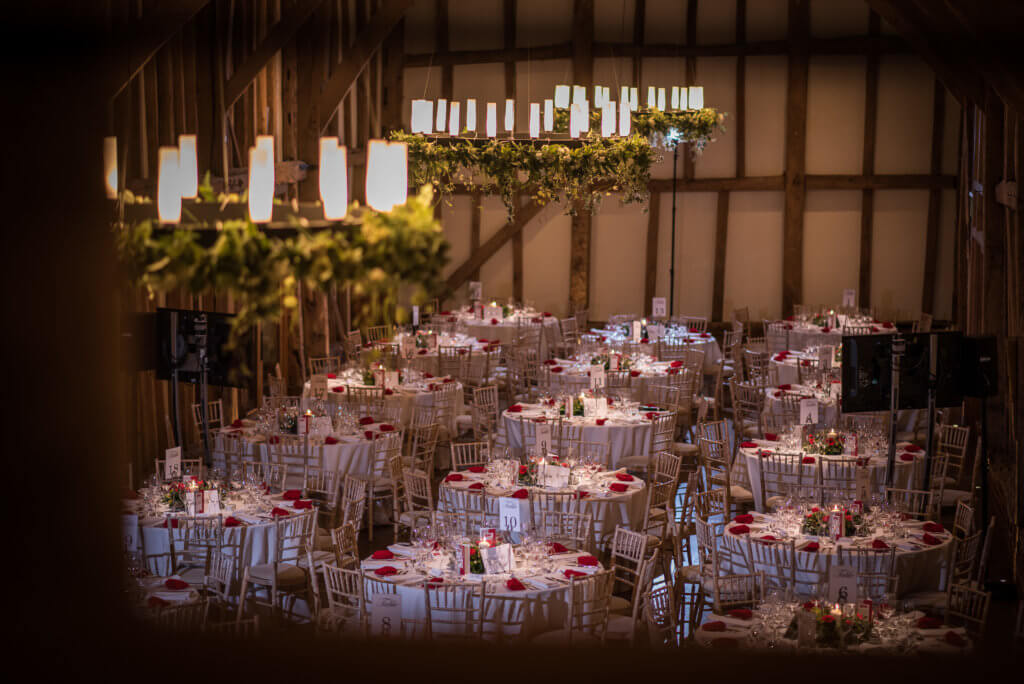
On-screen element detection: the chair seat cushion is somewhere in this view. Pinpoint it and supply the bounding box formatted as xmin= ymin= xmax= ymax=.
xmin=609 ymin=595 xmax=632 ymax=615
xmin=455 ymin=415 xmax=474 ymax=430
xmin=672 ymin=442 xmax=699 ymax=455
xmin=902 ymin=591 xmax=947 ymax=611
xmin=246 ymin=562 xmax=306 ymax=585
xmin=729 ymin=485 xmax=754 ymax=501
xmin=297 ymin=550 xmax=336 ymax=569
xmin=765 ymin=495 xmax=786 ymax=510
xmin=942 ymin=489 xmax=971 ymax=507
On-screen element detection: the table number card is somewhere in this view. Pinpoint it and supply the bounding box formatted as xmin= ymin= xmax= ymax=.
xmin=540 ymin=462 xmax=571 ymax=489
xmin=855 ymin=468 xmax=871 ymax=504
xmin=164 ymin=446 xmax=182 ymax=480
xmin=121 ymin=514 xmax=139 ymax=553
xmin=411 ymin=305 xmax=419 ymax=327
xmin=371 ymin=593 xmax=403 ymax=637
xmin=468 ymin=281 xmax=483 ymax=302
xmin=373 ymin=369 xmax=385 ymax=388
xmin=842 ymin=288 xmax=856 ymax=309
xmin=309 ymin=374 xmax=328 ymax=400
xmin=797 ymin=609 xmax=817 ymax=647
xmin=480 ymin=543 xmax=514 ymax=574
xmin=185 ymin=490 xmax=199 ymax=516
xmin=631 ymin=321 xmax=642 ymax=343
xmin=828 ymin=564 xmax=859 ymax=605
xmin=799 ymin=398 xmax=819 ymax=425
xmin=203 ymin=489 xmax=221 ymax=515
xmin=836 ymin=314 xmax=848 ymax=329
xmin=609 ymin=355 xmax=620 ymax=371
xmin=499 ymin=497 xmax=529 ymax=533
xmin=384 ymin=371 xmax=400 ymax=390
xmin=534 ymin=423 xmax=552 ymax=459
xmin=400 ymin=336 xmax=415 ymax=358
xmin=818 ymin=345 xmax=834 ymax=369
xmin=651 ymin=297 xmax=667 ymax=318
xmin=590 ymin=366 xmax=606 ymax=391
xmin=484 ymin=305 xmax=503 ymax=321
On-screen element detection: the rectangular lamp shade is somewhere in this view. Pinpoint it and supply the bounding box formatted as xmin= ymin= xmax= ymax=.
xmin=504 ymin=99 xmax=515 ymax=132
xmin=618 ymin=100 xmax=631 ymax=136
xmin=486 ymin=102 xmax=497 ymax=137
xmin=554 ymin=85 xmax=570 ymax=108
xmin=656 ymin=88 xmax=666 ymax=111
xmin=436 ymin=99 xmax=447 ymax=133
xmin=543 ymin=99 xmax=554 ymax=131
xmin=529 ymin=103 xmax=540 ymax=138
xmin=569 ymin=102 xmax=582 ymax=138
xmin=593 ymin=85 xmax=604 ymax=108
xmin=670 ymin=86 xmax=679 ymax=109
xmin=688 ymin=86 xmax=704 ymax=109
xmin=647 ymin=86 xmax=656 ymax=107
xmin=177 ymin=134 xmax=198 ymax=199
xmin=103 ymin=136 xmax=117 ymax=199
xmin=248 ymin=136 xmax=275 ymax=223
xmin=449 ymin=101 xmax=460 ymax=136
xmin=629 ymin=87 xmax=638 ymax=111
xmin=411 ymin=99 xmax=433 ymax=134
xmin=620 ymin=86 xmax=629 ymax=109
xmin=572 ymin=85 xmax=586 ymax=105
xmin=465 ymin=99 xmax=477 ymax=131
xmin=365 ymin=139 xmax=407 ymax=212
xmin=580 ymin=99 xmax=590 ymax=131
xmin=318 ymin=137 xmax=348 ymax=220
xmin=157 ymin=146 xmax=181 ymax=223
xmin=601 ymin=101 xmax=615 ymax=137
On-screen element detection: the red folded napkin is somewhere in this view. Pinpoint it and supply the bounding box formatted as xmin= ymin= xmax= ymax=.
xmin=871 ymin=539 xmax=889 ymax=550
xmin=595 ymin=418 xmax=607 ymax=426
xmin=822 ymin=326 xmax=831 ymax=333
xmin=728 ymin=525 xmax=750 ymax=535
xmin=231 ymin=419 xmax=244 ymax=428
xmin=506 ymin=404 xmax=523 ymax=414
xmin=164 ymin=578 xmax=189 ymax=591
xmin=764 ymin=433 xmax=779 ymax=441
xmin=702 ymin=621 xmax=726 ymax=632
xmin=944 ymin=631 xmax=967 ymax=648
xmin=670 ymin=360 xmax=683 ymax=368
xmin=728 ymin=609 xmax=752 ymax=620
xmin=282 ymin=490 xmax=302 ymax=500
xmin=384 ymin=389 xmax=394 ymax=396
xmin=802 ymin=456 xmax=816 ymax=464
xmin=506 ymin=578 xmax=526 ymax=591
xmin=577 ymin=555 xmax=599 ymax=567
xmin=701 ymin=332 xmax=711 ymax=338
xmin=575 ymin=490 xmax=589 ymax=499
xmin=882 ymin=322 xmax=894 ymax=329
xmin=468 ymin=482 xmax=484 ymax=490
xmin=563 ymin=569 xmax=586 ymax=579
xmin=630 ymin=370 xmax=641 ymax=377
xmin=773 ymin=354 xmax=786 ymax=362
xmin=550 ymin=366 xmax=563 ymax=373
xmin=922 ymin=533 xmax=942 ymax=546
xmin=364 ymin=431 xmax=375 ymax=440
xmin=326 ymin=373 xmax=336 ymax=379
xmin=324 ymin=436 xmax=339 ymax=445
xmin=640 ymin=338 xmax=649 ymax=344
xmin=548 ymin=542 xmax=569 ymax=554
xmin=740 ymin=441 xmax=758 ymax=448
xmin=371 ymin=549 xmax=394 ymax=560
xmin=904 ymin=444 xmax=922 ymax=453
xmin=733 ymin=514 xmax=754 ymax=524
xmin=609 ymin=483 xmax=629 ymax=493
xmin=543 ymin=312 xmax=553 ymax=317
xmin=490 ymin=318 xmax=499 ymax=325
xmin=417 ymin=349 xmax=428 ymax=355
xmin=379 ymin=424 xmax=395 ymax=432
xmin=666 ymin=367 xmax=680 ymax=375
xmin=803 ymin=542 xmax=820 ymax=552
xmin=777 ymin=384 xmax=792 ymax=390
xmin=293 ymin=499 xmax=313 ymax=510
xmin=159 ymin=518 xmax=179 ymax=529
xmin=223 ymin=517 xmax=242 ymax=527
xmin=147 ymin=596 xmax=169 ymax=608
xmin=358 ymin=416 xmax=376 ymax=426
xmin=512 ymin=489 xmax=529 ymax=499
xmin=760 ymin=535 xmax=777 ymax=543
xmin=331 ymin=386 xmax=345 ymax=393
xmin=543 ymin=359 xmax=557 ymax=365
xmin=423 ymin=372 xmax=434 ymax=378
xmin=773 ymin=391 xmax=783 ymax=398
xmin=899 ymin=453 xmax=915 ymax=462
xmin=922 ymin=521 xmax=945 ymax=533
xmin=917 ymin=616 xmax=943 ymax=629
xmin=374 ymin=566 xmax=399 ymax=577
xmin=271 ymin=507 xmax=290 ymax=517
xmin=468 ymin=466 xmax=487 ymax=473
xmin=615 ymin=473 xmax=634 ymax=482
xmin=478 ymin=338 xmax=490 ymax=344
xmin=445 ymin=473 xmax=464 ymax=482
xmin=645 ymin=412 xmax=658 ymax=420
xmin=443 ymin=378 xmax=454 ymax=384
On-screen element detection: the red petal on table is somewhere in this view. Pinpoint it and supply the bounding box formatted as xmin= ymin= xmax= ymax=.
xmin=822 ymin=326 xmax=831 ymax=333
xmin=417 ymin=349 xmax=428 ymax=355
xmin=423 ymin=372 xmax=434 ymax=378
xmin=575 ymin=490 xmax=589 ymax=499
xmin=759 ymin=535 xmax=777 ymax=543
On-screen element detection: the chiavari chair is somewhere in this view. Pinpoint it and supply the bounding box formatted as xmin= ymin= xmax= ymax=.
xmin=538 ymin=510 xmax=594 ymax=553
xmin=533 ymin=570 xmax=614 ymax=646
xmin=836 ymin=545 xmax=898 ymax=601
xmin=191 ymin=399 xmax=224 ymax=443
xmin=885 ymin=487 xmax=936 ymax=520
xmin=606 ymin=549 xmax=660 ymax=646
xmin=364 ymin=432 xmax=403 ymax=542
xmin=945 ymin=582 xmax=991 ymax=639
xmin=395 ymin=467 xmax=434 ymax=541
xmin=236 ymin=508 xmax=317 ymax=622
xmin=406 ymin=421 xmax=440 ymax=473
xmin=643 ymin=585 xmax=679 ymax=648
xmin=149 ymin=600 xmax=210 ymax=631
xmin=709 ymin=572 xmax=766 ymax=615
xmin=424 ymin=583 xmax=485 ymax=641
xmin=318 ymin=563 xmax=368 ymax=637
xmin=308 ymin=355 xmax=342 ymax=378
xmin=450 ymin=441 xmax=491 ymax=471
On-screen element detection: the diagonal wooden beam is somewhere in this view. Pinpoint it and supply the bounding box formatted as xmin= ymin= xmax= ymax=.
xmin=111 ymin=0 xmax=211 ymax=100
xmin=223 ymin=0 xmax=325 ymax=110
xmin=310 ymin=0 xmax=414 ymax=136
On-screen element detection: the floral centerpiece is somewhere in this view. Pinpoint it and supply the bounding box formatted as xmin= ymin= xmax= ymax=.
xmin=811 ymin=314 xmax=828 ymax=327
xmin=278 ymin=409 xmax=298 ymax=434
xmin=517 ymin=463 xmax=537 ymax=486
xmin=161 ymin=479 xmax=221 ymax=511
xmin=801 ymin=508 xmax=864 ymax=537
xmin=804 ymin=431 xmax=845 ymax=455
xmin=590 ymin=354 xmax=631 ymax=371
xmin=465 ymin=544 xmax=486 ymax=574
xmin=783 ymin=603 xmax=873 ymax=647
xmin=502 ymin=304 xmax=513 ymax=318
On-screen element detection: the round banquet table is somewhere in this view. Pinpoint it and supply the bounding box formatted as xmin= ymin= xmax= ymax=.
xmin=763 ymin=383 xmax=841 ymax=426
xmin=591 ymin=327 xmax=723 ymax=374
xmin=720 ymin=511 xmax=953 ymax=597
xmin=360 ymin=544 xmax=604 ymax=640
xmin=502 ymin=403 xmax=666 ymax=470
xmin=456 ymin=313 xmax=561 ymax=356
xmin=738 ymin=439 xmax=925 ymax=512
xmin=782 ymin=321 xmax=895 ymax=352
xmin=438 ymin=461 xmax=647 ymax=548
xmin=541 ymin=356 xmax=692 ymax=401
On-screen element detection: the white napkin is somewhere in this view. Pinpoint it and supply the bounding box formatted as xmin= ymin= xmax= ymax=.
xmin=387 ymin=543 xmax=419 ymax=558
xmin=708 ymin=613 xmax=755 ymax=629
xmin=362 ymin=558 xmax=408 ymax=570
xmin=524 ymin=576 xmax=559 ymax=590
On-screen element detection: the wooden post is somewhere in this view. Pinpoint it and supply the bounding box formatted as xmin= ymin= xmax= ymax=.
xmin=922 ymin=78 xmax=945 ymax=315
xmin=470 ymin=191 xmax=482 ymax=282
xmin=712 ymin=191 xmax=730 ymax=321
xmin=568 ymin=0 xmax=594 ymax=315
xmin=632 ymin=0 xmax=644 ymax=87
xmin=782 ymin=0 xmax=810 ymax=316
xmin=683 ymin=0 xmax=697 ymax=181
xmin=859 ymin=11 xmax=880 ymax=309
xmin=506 ymin=0 xmax=522 ymax=301
xmin=643 ymin=190 xmax=660 ymax=316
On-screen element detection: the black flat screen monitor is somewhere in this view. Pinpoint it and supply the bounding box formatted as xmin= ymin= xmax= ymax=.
xmin=155 ymin=308 xmax=247 ymax=388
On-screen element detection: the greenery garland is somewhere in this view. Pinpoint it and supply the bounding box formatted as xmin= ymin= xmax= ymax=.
xmin=391 ymin=106 xmax=725 ymax=217
xmin=115 ymin=180 xmax=448 ymax=356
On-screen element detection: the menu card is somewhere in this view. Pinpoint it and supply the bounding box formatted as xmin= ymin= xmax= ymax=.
xmin=842 ymin=288 xmax=856 ymax=308
xmin=203 ymin=489 xmax=221 ymax=514
xmin=651 ymin=297 xmax=667 ymax=318
xmin=608 ymin=355 xmax=619 ymax=371
xmin=480 ymin=543 xmax=514 ymax=574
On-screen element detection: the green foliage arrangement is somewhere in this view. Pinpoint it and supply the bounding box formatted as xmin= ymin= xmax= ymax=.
xmin=115 ymin=180 xmax=449 ymax=353
xmin=391 ymin=106 xmax=726 ymax=218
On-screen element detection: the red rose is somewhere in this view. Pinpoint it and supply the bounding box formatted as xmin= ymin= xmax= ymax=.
xmin=490 ymin=318 xmax=499 ymax=325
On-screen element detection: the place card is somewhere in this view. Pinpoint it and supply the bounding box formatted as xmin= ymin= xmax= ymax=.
xmin=499 ymin=497 xmax=529 ymax=532
xmin=468 ymin=281 xmax=482 ymax=302
xmin=828 ymin=564 xmax=859 ymax=605
xmin=309 ymin=374 xmax=328 ymax=400
xmin=609 ymin=355 xmax=620 ymax=371
xmin=799 ymin=398 xmax=819 ymax=425
xmin=842 ymin=288 xmax=856 ymax=308
xmin=582 ymin=396 xmax=599 ymax=417
xmin=400 ymin=336 xmax=415 ymax=358
xmin=384 ymin=371 xmax=400 ymax=390
xmin=651 ymin=297 xmax=667 ymax=318
xmin=164 ymin=446 xmax=182 ymax=480
xmin=121 ymin=514 xmax=139 ymax=553
xmin=203 ymin=489 xmax=221 ymax=515
xmin=480 ymin=543 xmax=514 ymax=574
xmin=534 ymin=423 xmax=552 ymax=459
xmin=484 ymin=305 xmax=503 ymax=321
xmin=855 ymin=468 xmax=871 ymax=504
xmin=185 ymin=490 xmax=199 ymax=516
xmin=371 ymin=593 xmax=403 ymax=637
xmin=539 ymin=462 xmax=571 ymax=489
xmin=631 ymin=320 xmax=642 ymax=343
xmin=590 ymin=366 xmax=606 ymax=391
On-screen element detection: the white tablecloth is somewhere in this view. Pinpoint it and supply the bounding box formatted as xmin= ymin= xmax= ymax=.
xmin=303 ymin=377 xmax=464 ymax=433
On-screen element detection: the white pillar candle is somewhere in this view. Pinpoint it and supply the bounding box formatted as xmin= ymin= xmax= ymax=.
xmin=103 ymin=136 xmax=117 ymax=199
xmin=593 ymin=85 xmax=604 ymax=108
xmin=157 ymin=146 xmax=181 ymax=223
xmin=177 ymin=134 xmax=198 ymax=199
xmin=678 ymin=86 xmax=688 ymax=109
xmin=543 ymin=99 xmax=554 ymax=131
xmin=580 ymin=98 xmax=590 ymax=131
xmin=504 ymin=99 xmax=515 ymax=132
xmin=318 ymin=137 xmax=348 ymax=220
xmin=569 ymin=102 xmax=582 ymax=138
xmin=486 ymin=102 xmax=497 ymax=137
xmin=554 ymin=85 xmax=570 ymax=108
xmin=529 ymin=102 xmax=540 ymax=138
xmin=365 ymin=139 xmax=407 ymax=212
xmin=465 ymin=99 xmax=477 ymax=131
xmin=410 ymin=99 xmax=433 ymax=134
xmin=435 ymin=99 xmax=447 ymax=132
xmin=448 ymin=101 xmax=461 ymax=136
xmin=688 ymin=86 xmax=704 ymax=109
xmin=620 ymin=86 xmax=630 ymax=109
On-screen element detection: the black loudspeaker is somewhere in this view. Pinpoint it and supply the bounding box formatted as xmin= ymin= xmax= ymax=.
xmin=960 ymin=335 xmax=998 ymax=397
